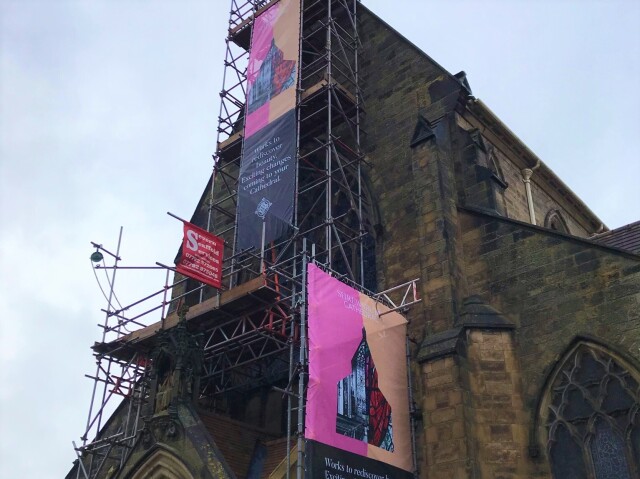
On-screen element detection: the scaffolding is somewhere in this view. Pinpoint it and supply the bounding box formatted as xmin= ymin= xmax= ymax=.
xmin=211 ymin=0 xmax=369 ymax=285
xmin=206 ymin=2 xmax=368 ymax=471
xmin=73 ymin=231 xmax=155 ymax=479
xmin=72 ymin=2 xmax=410 ymax=478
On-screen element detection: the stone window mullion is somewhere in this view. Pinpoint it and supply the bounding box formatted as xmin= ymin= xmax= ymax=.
xmin=547 ymin=345 xmax=639 ymax=479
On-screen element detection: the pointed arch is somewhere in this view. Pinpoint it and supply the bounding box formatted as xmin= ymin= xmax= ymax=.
xmin=127 ymin=446 xmax=196 ymax=479
xmin=545 ymin=209 xmax=571 ymax=234
xmin=293 ymin=146 xmax=379 ymax=291
xmin=360 ymin=167 xmax=382 ymax=292
xmin=487 ymin=147 xmax=506 ymax=185
xmin=530 ymin=337 xmax=640 ymax=478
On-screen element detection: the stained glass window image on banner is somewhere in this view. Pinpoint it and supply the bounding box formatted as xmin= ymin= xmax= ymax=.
xmin=336 ymin=328 xmax=394 ymax=452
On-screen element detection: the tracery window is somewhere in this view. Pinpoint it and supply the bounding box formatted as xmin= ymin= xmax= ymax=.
xmin=546 ymin=345 xmax=639 ymax=479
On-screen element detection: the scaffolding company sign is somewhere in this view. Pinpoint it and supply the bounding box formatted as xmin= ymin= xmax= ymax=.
xmin=176 ymin=222 xmax=223 ymax=289
xmin=306 ymin=264 xmax=413 ymax=478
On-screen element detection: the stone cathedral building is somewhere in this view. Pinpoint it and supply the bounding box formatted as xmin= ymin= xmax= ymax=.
xmin=68 ymin=2 xmax=639 ymax=479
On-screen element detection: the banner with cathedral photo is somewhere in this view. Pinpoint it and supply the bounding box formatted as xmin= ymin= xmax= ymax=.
xmin=236 ymin=0 xmax=300 ymax=251
xmin=306 ymin=264 xmax=413 ymax=475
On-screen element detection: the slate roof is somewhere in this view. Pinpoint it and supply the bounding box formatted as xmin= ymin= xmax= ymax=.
xmin=198 ymin=410 xmax=292 ymax=478
xmin=593 ymin=221 xmax=640 ymax=254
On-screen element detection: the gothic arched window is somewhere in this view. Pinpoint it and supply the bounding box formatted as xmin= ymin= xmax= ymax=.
xmin=546 ymin=345 xmax=640 ymax=479
xmin=545 ymin=209 xmax=570 ymax=234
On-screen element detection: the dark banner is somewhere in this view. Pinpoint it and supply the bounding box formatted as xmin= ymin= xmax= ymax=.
xmin=236 ymin=110 xmax=296 ymax=251
xmin=306 ymin=440 xmax=413 ymax=479
xmin=236 ymin=0 xmax=300 ymax=251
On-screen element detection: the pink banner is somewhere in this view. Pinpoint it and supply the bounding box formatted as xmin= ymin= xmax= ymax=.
xmin=245 ymin=0 xmax=300 ymax=138
xmin=306 ymin=264 xmax=412 ymax=471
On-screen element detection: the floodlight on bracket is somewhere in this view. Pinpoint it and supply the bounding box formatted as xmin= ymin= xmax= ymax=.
xmin=90 ymin=241 xmax=121 ymax=263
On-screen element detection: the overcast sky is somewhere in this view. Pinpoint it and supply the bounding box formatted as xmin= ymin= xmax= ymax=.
xmin=1 ymin=1 xmax=638 ymax=477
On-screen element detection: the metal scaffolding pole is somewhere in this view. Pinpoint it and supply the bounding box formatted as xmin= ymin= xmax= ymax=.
xmin=297 ymin=238 xmax=308 ymax=479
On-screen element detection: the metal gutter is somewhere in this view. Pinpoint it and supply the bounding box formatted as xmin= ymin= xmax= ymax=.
xmin=469 ymin=98 xmax=607 ymax=233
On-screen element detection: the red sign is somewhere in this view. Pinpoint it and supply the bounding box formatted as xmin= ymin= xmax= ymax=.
xmin=176 ymin=222 xmax=223 ymax=289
